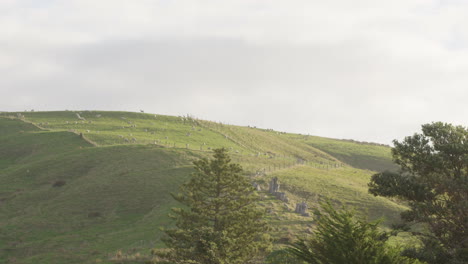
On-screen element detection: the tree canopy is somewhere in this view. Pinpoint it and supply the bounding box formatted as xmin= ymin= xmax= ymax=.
xmin=156 ymin=148 xmax=271 ymax=264
xmin=369 ymin=122 xmax=468 ymax=263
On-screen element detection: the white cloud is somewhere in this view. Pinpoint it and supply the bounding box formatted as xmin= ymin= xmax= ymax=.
xmin=1 ymin=0 xmax=467 ymax=143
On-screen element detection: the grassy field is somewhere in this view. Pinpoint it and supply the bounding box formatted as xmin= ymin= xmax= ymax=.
xmin=0 ymin=111 xmax=405 ymax=263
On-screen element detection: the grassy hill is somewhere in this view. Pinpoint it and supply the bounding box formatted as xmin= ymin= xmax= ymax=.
xmin=0 ymin=111 xmax=403 ymax=263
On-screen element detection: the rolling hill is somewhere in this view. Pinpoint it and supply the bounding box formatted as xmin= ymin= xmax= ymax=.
xmin=0 ymin=111 xmax=403 ymax=264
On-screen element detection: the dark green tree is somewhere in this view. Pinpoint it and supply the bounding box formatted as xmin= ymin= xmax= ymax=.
xmin=369 ymin=122 xmax=468 ymax=264
xmin=156 ymin=148 xmax=271 ymax=264
xmin=287 ymin=202 xmax=422 ymax=264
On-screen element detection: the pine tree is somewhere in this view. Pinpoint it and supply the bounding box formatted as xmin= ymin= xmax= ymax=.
xmin=287 ymin=202 xmax=423 ymax=264
xmin=156 ymin=148 xmax=271 ymax=264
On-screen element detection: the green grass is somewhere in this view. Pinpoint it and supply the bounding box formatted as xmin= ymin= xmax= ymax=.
xmin=286 ymin=134 xmax=398 ymax=171
xmin=267 ymin=165 xmax=405 ymax=225
xmin=0 ymin=111 xmax=405 ymax=263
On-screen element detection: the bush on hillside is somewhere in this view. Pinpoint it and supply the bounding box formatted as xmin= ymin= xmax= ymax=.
xmin=52 ymin=180 xmax=66 ymax=187
xmin=287 ymin=201 xmax=423 ymax=264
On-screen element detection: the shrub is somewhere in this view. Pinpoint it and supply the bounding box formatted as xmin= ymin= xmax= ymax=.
xmin=287 ymin=201 xmax=423 ymax=264
xmin=52 ymin=180 xmax=66 ymax=187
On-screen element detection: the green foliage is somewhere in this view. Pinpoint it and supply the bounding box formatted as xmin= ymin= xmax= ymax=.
xmin=287 ymin=202 xmax=423 ymax=264
xmin=369 ymin=122 xmax=468 ymax=264
xmin=156 ymin=148 xmax=272 ymax=263
xmin=265 ymin=249 xmax=305 ymax=264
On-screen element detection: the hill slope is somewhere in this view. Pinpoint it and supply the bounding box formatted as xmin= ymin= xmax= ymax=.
xmin=0 ymin=111 xmax=402 ymax=263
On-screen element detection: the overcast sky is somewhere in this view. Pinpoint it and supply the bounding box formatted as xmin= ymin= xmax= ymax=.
xmin=1 ymin=0 xmax=467 ymax=144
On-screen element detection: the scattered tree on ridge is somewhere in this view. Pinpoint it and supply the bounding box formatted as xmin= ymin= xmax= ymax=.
xmin=369 ymin=122 xmax=467 ymax=264
xmin=287 ymin=201 xmax=423 ymax=264
xmin=155 ymin=148 xmax=271 ymax=264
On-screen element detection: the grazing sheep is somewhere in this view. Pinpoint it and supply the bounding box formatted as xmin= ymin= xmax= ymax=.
xmin=86 ymin=130 xmax=90 ymax=133
xmin=96 ymin=114 xmax=101 ymax=118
